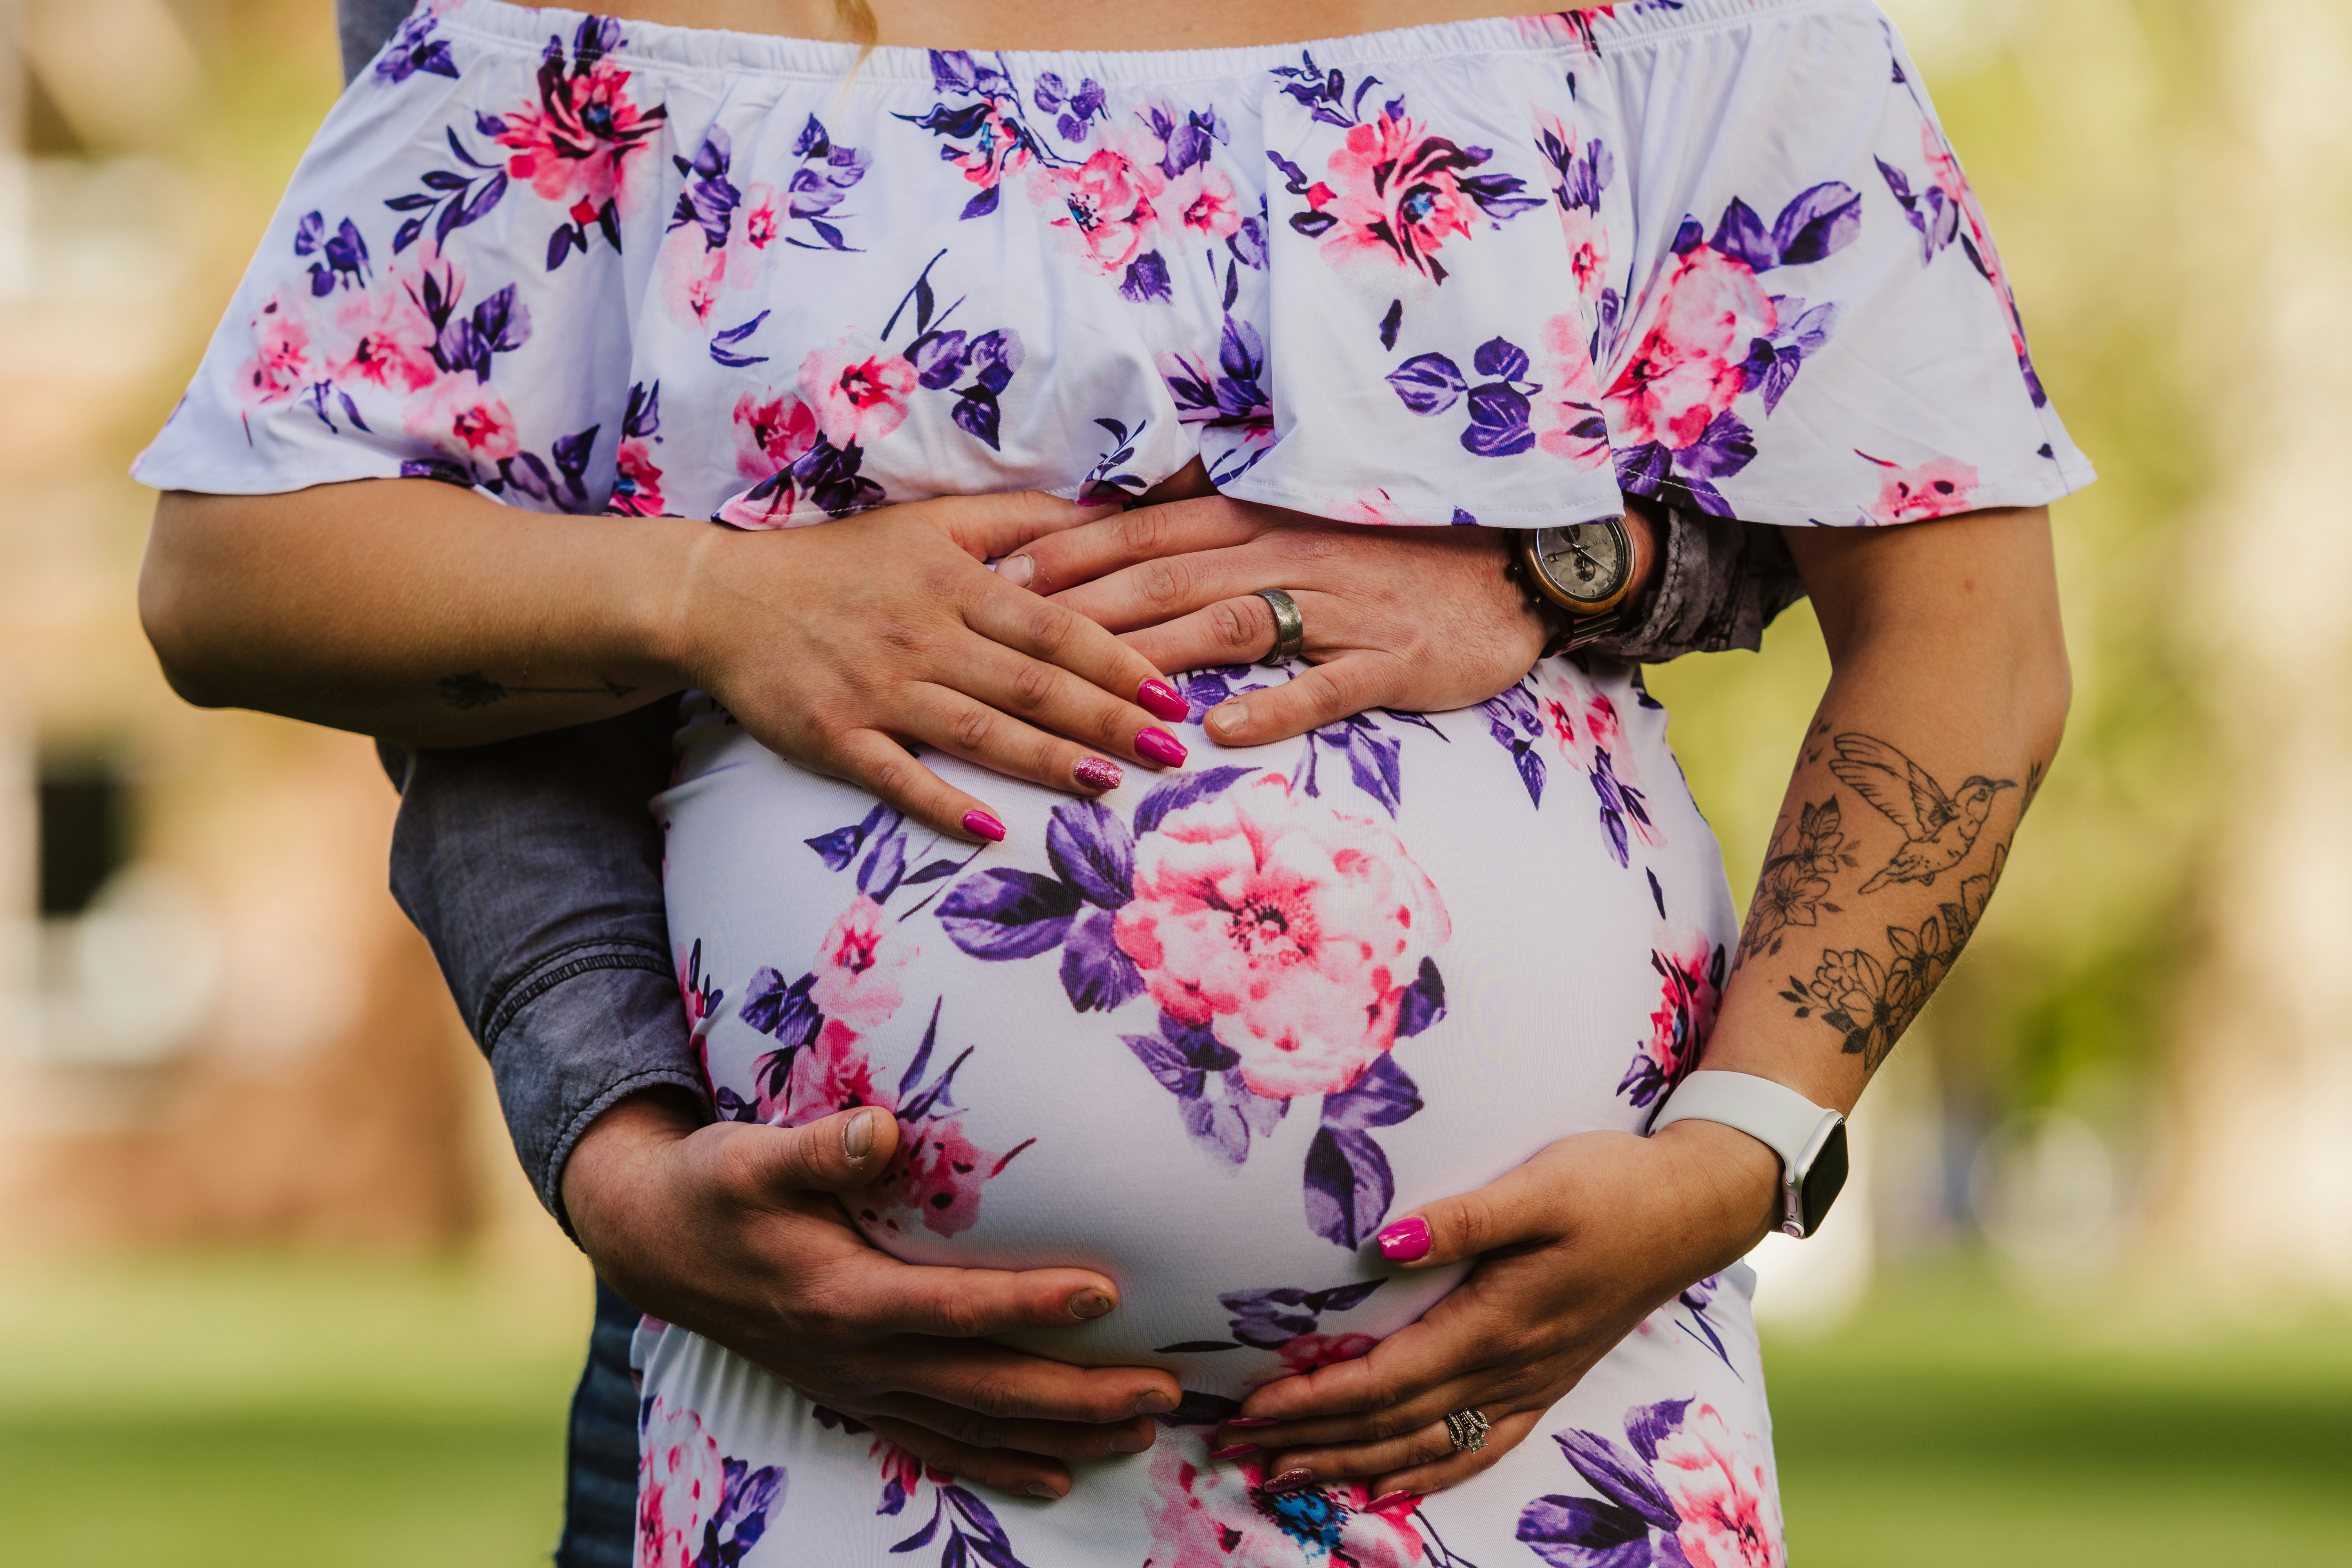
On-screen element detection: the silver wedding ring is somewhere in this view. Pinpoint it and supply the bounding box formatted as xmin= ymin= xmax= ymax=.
xmin=1444 ymin=1408 xmax=1490 ymax=1454
xmin=1256 ymin=589 xmax=1305 ymax=665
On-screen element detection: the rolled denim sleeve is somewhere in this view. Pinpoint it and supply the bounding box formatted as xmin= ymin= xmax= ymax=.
xmin=381 ymin=700 xmax=706 ymax=1235
xmin=1588 ymin=509 xmax=1806 ymax=662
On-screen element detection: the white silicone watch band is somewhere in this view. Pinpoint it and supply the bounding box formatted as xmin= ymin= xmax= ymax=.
xmin=1649 ymin=1069 xmax=1835 ymax=1178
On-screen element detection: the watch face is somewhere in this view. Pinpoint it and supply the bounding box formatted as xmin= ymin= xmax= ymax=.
xmin=1532 ymin=522 xmax=1630 ymax=608
xmin=1796 ymin=1121 xmax=1851 ymax=1238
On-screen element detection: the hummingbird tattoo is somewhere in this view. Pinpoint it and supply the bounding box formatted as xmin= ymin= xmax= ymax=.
xmin=1829 ymin=733 xmax=2014 ymax=894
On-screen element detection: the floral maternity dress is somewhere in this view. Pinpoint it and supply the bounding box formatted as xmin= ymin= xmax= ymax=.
xmin=134 ymin=2 xmax=2091 ymax=1563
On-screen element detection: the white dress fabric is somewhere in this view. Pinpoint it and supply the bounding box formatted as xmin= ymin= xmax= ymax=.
xmin=132 ymin=3 xmax=2093 ymax=1564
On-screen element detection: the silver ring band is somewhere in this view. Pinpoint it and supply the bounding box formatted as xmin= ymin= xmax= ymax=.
xmin=1444 ymin=1408 xmax=1490 ymax=1454
xmin=1256 ymin=589 xmax=1305 ymax=665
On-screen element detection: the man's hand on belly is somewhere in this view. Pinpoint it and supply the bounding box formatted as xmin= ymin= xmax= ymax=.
xmin=563 ymin=1091 xmax=1180 ymax=1499
xmin=1193 ymin=1122 xmax=1779 ymax=1504
xmin=1002 ymin=494 xmax=1661 ymax=742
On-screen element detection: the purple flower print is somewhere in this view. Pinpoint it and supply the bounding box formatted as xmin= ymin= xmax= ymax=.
xmin=1519 ymin=1397 xmax=1784 ymax=1568
xmin=1033 ymin=71 xmax=1107 ymax=143
xmin=1121 ymin=1010 xmax=1288 ymax=1165
xmin=294 ymin=212 xmax=370 ymax=296
xmin=636 ymin=1397 xmax=784 ymax=1568
xmin=781 ymin=114 xmax=869 ymax=251
xmin=813 ymin=1406 xmax=1044 ymax=1568
xmin=372 ymin=11 xmax=459 ymax=87
xmin=1387 ymin=336 xmax=1541 ymax=456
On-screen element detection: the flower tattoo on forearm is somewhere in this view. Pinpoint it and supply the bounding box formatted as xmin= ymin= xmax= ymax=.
xmin=1759 ymin=730 xmax=2042 ymax=1072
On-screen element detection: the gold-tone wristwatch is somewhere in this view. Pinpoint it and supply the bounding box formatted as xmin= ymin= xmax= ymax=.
xmin=1512 ymin=516 xmax=1642 ymax=651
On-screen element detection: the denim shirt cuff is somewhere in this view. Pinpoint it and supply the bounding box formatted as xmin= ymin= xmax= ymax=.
xmin=484 ymin=938 xmax=711 ymax=1239
xmin=1585 ymin=508 xmax=1806 ymax=661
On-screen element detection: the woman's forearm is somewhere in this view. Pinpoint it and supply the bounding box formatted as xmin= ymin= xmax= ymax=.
xmin=140 ymin=480 xmax=698 ymax=746
xmin=1700 ymin=506 xmax=2071 ymax=1114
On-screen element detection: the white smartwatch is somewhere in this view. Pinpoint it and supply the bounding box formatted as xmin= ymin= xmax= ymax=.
xmin=1649 ymin=1070 xmax=1850 ymax=1238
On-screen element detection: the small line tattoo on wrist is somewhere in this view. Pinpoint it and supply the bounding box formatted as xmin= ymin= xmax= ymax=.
xmin=436 ymin=671 xmax=638 ymax=710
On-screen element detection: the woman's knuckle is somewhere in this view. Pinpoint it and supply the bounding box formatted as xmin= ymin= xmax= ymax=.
xmin=1140 ymin=559 xmax=1188 ymax=607
xmin=951 ymin=705 xmax=996 ymax=753
xmin=1007 ymin=659 xmax=1058 ymax=712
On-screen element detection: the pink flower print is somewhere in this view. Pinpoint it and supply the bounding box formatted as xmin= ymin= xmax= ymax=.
xmin=1654 ymin=1403 xmax=1786 ymax=1568
xmin=608 ymin=436 xmax=664 ymax=516
xmin=1165 ymin=165 xmax=1242 ymax=240
xmin=1320 ymin=113 xmax=1478 ymax=278
xmin=1045 ymin=145 xmax=1165 ymax=276
xmin=1535 ymin=311 xmax=1611 ymax=469
xmin=405 ymin=375 xmax=520 ymax=463
xmin=797 ymin=335 xmax=917 ymax=450
xmin=1617 ymin=922 xmax=1725 ymax=1108
xmin=730 ymin=388 xmax=821 ymax=477
xmin=329 ymin=284 xmax=436 ymax=393
xmin=1276 ymin=1330 xmax=1378 ymax=1377
xmin=1112 ymin=772 xmax=1451 ymax=1100
xmin=808 ymin=894 xmax=912 ymax=1028
xmin=778 ymin=1020 xmax=890 ymax=1127
xmin=951 ymin=103 xmax=1029 ymax=192
xmin=1863 ymin=453 xmax=1981 ymax=523
xmin=1558 ymin=202 xmax=1612 ymax=315
xmin=237 ymin=294 xmax=311 ymax=406
xmin=635 ymin=1399 xmax=722 ymax=1568
xmin=494 ymin=50 xmax=661 ymax=213
xmin=1142 ymin=1444 xmax=1427 ymax=1568
xmin=1605 ymin=245 xmax=1777 ymax=451
xmin=867 ymin=1116 xmax=1013 ymax=1240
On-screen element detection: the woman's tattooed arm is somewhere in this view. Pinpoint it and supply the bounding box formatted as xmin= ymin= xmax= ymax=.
xmin=1686 ymin=507 xmax=2070 ymax=1115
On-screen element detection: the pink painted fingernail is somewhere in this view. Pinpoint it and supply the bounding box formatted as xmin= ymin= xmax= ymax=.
xmin=1073 ymin=755 xmax=1123 ymax=792
xmin=962 ymin=809 xmax=1006 ymax=842
xmin=1377 ymin=1217 xmax=1431 ymax=1263
xmin=1266 ymin=1468 xmax=1317 ymax=1493
xmin=1138 ymin=679 xmax=1189 ymax=723
xmin=1135 ymin=727 xmax=1188 ymax=768
xmin=1367 ymin=1491 xmax=1417 ymax=1512
xmin=1208 ymin=1443 xmax=1258 ymax=1461
xmin=1224 ymin=1417 xmax=1279 ymax=1429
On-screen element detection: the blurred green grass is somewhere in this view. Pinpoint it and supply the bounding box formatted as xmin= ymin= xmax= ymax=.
xmin=4 ymin=1258 xmax=2348 ymax=1565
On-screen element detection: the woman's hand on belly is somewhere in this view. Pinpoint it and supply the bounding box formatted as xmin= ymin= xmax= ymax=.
xmin=565 ymin=1092 xmax=1181 ymax=1499
xmin=680 ymin=490 xmax=1195 ymax=842
xmin=1003 ymin=496 xmax=1562 ymax=742
xmin=1199 ymin=1121 xmax=1779 ymax=1504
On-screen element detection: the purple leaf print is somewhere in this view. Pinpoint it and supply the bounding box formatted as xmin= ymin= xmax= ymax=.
xmin=710 ymin=310 xmax=771 ymax=368
xmin=1387 ymin=352 xmax=1466 ymax=415
xmin=1462 ymin=381 xmax=1535 ymax=456
xmin=1045 ymin=800 xmax=1134 ymax=909
xmin=739 ymin=966 xmax=822 ymax=1060
xmin=1474 ymin=336 xmax=1532 ymax=382
xmin=1120 ymin=250 xmax=1173 ymax=303
xmin=911 ymin=330 xmax=970 ymax=390
xmin=1554 ymin=1430 xmax=1680 ymax=1530
xmin=1772 ymin=180 xmax=1863 ymax=266
xmin=951 ymin=389 xmax=1002 ymax=448
xmin=1671 ymin=216 xmax=1705 ymax=255
xmin=1321 ymin=1053 xmax=1422 ymax=1129
xmin=374 ymin=13 xmax=459 ymax=85
xmin=668 ymin=129 xmax=739 ymax=250
xmin=1625 ymin=1396 xmax=1696 ymax=1463
xmin=1710 ymin=198 xmax=1776 ymax=273
xmin=1393 ymin=957 xmax=1447 ymax=1039
xmin=1516 ymin=1495 xmax=1656 ymax=1568
xmin=806 ymin=802 xmax=898 ymax=871
xmin=1132 ymin=766 xmax=1252 ymax=835
xmin=1675 ymin=409 xmax=1757 ymax=481
xmin=1379 ymin=298 xmax=1403 ymax=349
xmin=936 ymin=869 xmax=1083 ymax=958
xmin=958 ymin=184 xmax=1001 ymax=221
xmin=1060 ymin=908 xmax=1144 ymax=1013
xmin=1304 ymin=1125 xmax=1395 ymax=1249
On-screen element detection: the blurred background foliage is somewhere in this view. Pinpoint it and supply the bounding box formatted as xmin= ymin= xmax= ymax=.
xmin=1 ymin=0 xmax=2347 ymax=1564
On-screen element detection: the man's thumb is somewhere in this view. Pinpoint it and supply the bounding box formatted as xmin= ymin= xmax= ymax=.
xmin=750 ymin=1107 xmax=900 ymax=1196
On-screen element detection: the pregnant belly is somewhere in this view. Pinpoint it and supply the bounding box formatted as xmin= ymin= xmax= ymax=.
xmin=658 ymin=661 xmax=1735 ymax=1393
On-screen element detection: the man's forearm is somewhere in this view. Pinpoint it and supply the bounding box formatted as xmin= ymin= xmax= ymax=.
xmin=384 ymin=699 xmax=706 ymax=1231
